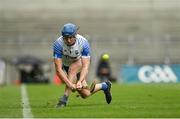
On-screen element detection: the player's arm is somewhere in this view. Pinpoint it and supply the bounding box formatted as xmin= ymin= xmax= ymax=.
xmin=54 ymin=58 xmax=75 ymax=89
xmin=76 ymin=39 xmax=90 ymax=89
xmin=53 ymin=40 xmax=75 ymax=89
xmin=79 ymin=57 xmax=90 ymax=83
xmin=76 ymin=57 xmax=90 ymax=90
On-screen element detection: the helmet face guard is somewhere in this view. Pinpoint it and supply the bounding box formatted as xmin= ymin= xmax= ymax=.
xmin=61 ymin=23 xmax=78 ymax=37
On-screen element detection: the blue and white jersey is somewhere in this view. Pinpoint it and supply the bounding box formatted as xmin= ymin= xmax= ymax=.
xmin=53 ymin=34 xmax=90 ymax=66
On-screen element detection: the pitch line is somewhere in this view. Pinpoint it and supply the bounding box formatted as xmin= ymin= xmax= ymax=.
xmin=21 ymin=84 xmax=34 ymax=118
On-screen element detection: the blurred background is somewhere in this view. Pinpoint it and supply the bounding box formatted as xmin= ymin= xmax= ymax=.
xmin=0 ymin=0 xmax=180 ymax=85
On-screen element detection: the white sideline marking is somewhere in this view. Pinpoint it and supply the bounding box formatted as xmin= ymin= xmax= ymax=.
xmin=21 ymin=84 xmax=34 ymax=118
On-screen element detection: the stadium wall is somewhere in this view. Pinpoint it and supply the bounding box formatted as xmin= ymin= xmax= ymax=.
xmin=0 ymin=0 xmax=180 ymax=84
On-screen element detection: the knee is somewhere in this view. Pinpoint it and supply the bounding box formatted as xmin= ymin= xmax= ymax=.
xmin=81 ymin=94 xmax=87 ymax=99
xmin=80 ymin=93 xmax=90 ymax=99
xmin=81 ymin=94 xmax=89 ymax=99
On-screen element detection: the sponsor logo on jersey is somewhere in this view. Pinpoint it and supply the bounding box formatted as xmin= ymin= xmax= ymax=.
xmin=75 ymin=50 xmax=79 ymax=55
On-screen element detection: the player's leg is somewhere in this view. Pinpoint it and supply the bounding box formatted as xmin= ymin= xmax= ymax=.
xmin=76 ymin=80 xmax=90 ymax=98
xmin=60 ymin=70 xmax=77 ymax=105
xmin=56 ymin=66 xmax=70 ymax=108
xmin=60 ymin=71 xmax=77 ymax=105
xmin=77 ymin=80 xmax=107 ymax=97
xmin=56 ymin=85 xmax=72 ymax=108
xmin=77 ymin=80 xmax=105 ymax=98
xmin=56 ymin=60 xmax=81 ymax=108
xmin=78 ymin=80 xmax=112 ymax=104
xmin=56 ymin=65 xmax=77 ymax=108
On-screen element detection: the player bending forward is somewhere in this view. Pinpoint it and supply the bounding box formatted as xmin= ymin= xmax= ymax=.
xmin=53 ymin=23 xmax=112 ymax=108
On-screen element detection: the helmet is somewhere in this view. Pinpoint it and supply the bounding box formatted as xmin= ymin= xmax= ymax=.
xmin=101 ymin=53 xmax=110 ymax=61
xmin=61 ymin=23 xmax=78 ymax=37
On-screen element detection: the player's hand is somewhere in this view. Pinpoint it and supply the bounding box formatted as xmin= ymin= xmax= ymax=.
xmin=69 ymin=83 xmax=76 ymax=90
xmin=76 ymin=81 xmax=82 ymax=90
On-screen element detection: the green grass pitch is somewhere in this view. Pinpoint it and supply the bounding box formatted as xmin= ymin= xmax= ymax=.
xmin=0 ymin=83 xmax=180 ymax=118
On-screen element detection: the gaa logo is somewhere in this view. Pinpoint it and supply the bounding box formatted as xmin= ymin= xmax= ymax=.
xmin=138 ymin=65 xmax=177 ymax=83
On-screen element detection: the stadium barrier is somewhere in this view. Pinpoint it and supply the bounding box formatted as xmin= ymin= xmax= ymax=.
xmin=120 ymin=64 xmax=180 ymax=83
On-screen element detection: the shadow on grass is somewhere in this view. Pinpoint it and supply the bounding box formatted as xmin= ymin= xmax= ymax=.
xmin=69 ymin=102 xmax=106 ymax=107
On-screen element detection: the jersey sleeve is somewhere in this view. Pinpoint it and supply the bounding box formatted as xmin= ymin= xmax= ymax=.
xmin=81 ymin=40 xmax=90 ymax=57
xmin=53 ymin=40 xmax=63 ymax=58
